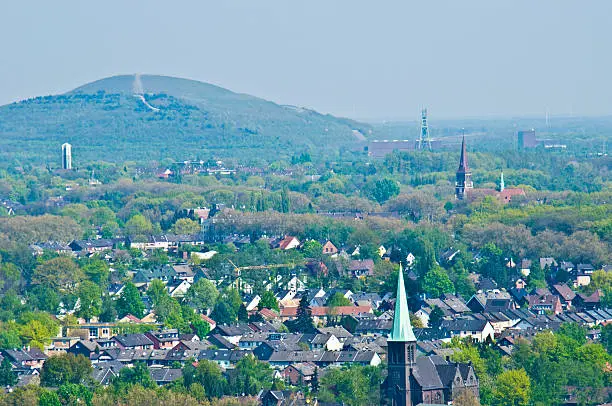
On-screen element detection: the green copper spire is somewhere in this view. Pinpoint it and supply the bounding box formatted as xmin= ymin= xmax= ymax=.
xmin=389 ymin=265 xmax=416 ymax=342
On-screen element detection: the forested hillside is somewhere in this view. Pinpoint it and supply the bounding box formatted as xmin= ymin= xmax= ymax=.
xmin=0 ymin=75 xmax=368 ymax=165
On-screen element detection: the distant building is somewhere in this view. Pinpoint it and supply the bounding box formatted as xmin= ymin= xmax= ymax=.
xmin=62 ymin=143 xmax=72 ymax=170
xmin=455 ymin=138 xmax=525 ymax=204
xmin=517 ymin=129 xmax=539 ymax=149
xmin=368 ymin=140 xmax=416 ymax=157
xmin=455 ymin=135 xmax=473 ymax=200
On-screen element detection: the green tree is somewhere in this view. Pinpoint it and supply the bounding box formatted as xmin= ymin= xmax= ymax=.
xmin=57 ymin=383 xmax=93 ymax=406
xmin=0 ymin=262 xmax=21 ymax=293
xmin=39 ymin=390 xmax=61 ymax=406
xmin=258 ymin=290 xmax=279 ymax=311
xmin=211 ymin=301 xmax=236 ymax=325
xmin=492 ymin=369 xmax=531 ymax=406
xmin=99 ymin=295 xmax=118 ymax=323
xmin=28 ymin=285 xmax=60 ymax=313
xmin=155 ymin=296 xmax=188 ymax=331
xmin=81 ymin=258 xmax=110 ymax=287
xmin=191 ymin=317 xmax=211 ymax=338
xmin=18 ymin=312 xmax=60 ymax=349
xmin=237 ymin=304 xmax=249 ymax=322
xmin=112 ymin=362 xmax=155 ymax=392
xmin=365 ymin=178 xmax=400 ymax=204
xmin=229 ymin=354 xmax=274 ymax=396
xmin=422 ymin=266 xmax=454 ymax=298
xmin=302 ymin=240 xmax=323 ymax=259
xmin=287 ymin=292 xmax=315 ymax=333
xmin=557 ymin=322 xmax=587 ymax=345
xmin=0 ymin=329 xmax=22 ymax=349
xmin=280 ymin=186 xmax=291 ymax=213
xmin=146 ymin=279 xmax=168 ymax=307
xmin=172 ymin=218 xmax=201 ymax=235
xmin=76 ymin=281 xmax=102 ymax=320
xmin=601 ymin=323 xmax=612 ymax=353
xmin=115 ymin=282 xmax=145 ymax=318
xmin=188 ymin=359 xmax=227 ymax=399
xmin=32 ymin=257 xmax=84 ymax=293
xmin=40 ymin=353 xmax=92 ymax=387
xmin=318 ymin=365 xmax=369 ymax=405
xmin=428 ymin=305 xmax=444 ymax=328
xmin=185 ymin=279 xmax=219 ymax=312
xmin=125 ymin=214 xmax=153 ymax=237
xmin=327 ymin=292 xmax=352 ymax=307
xmin=0 ymin=357 xmax=17 ymax=387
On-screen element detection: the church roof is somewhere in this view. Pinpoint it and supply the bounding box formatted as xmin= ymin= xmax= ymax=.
xmin=388 ymin=266 xmax=416 ymax=342
xmin=457 ymin=135 xmax=469 ymax=173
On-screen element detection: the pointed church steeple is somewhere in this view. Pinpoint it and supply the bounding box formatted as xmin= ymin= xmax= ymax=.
xmin=455 ymin=134 xmax=473 ymax=200
xmin=500 ymin=170 xmax=505 ymax=192
xmin=389 ymin=265 xmax=416 ymax=342
xmin=457 ymin=134 xmax=469 ymax=173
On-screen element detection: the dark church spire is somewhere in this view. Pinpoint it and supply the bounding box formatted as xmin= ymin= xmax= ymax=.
xmin=457 ymin=134 xmax=469 ymax=173
xmin=455 ymin=132 xmax=473 ymax=200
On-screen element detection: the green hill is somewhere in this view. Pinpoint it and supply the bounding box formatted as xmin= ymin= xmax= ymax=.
xmin=0 ymin=74 xmax=368 ymax=165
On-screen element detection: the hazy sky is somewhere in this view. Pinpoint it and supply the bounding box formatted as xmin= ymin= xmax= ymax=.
xmin=1 ymin=1 xmax=610 ymax=120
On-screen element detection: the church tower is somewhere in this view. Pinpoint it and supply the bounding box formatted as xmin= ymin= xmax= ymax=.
xmin=455 ymin=135 xmax=473 ymax=199
xmin=384 ymin=266 xmax=418 ymax=406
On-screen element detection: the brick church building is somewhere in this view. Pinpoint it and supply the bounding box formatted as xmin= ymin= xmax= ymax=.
xmin=381 ymin=268 xmax=480 ymax=405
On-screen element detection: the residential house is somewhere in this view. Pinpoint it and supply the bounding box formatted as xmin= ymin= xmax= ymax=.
xmin=305 ymin=260 xmax=328 ymax=278
xmin=145 ymin=330 xmax=181 ymax=349
xmin=276 ymin=236 xmax=300 ymax=251
xmin=2 ymin=348 xmax=47 ymax=372
xmin=467 ymin=290 xmax=515 ymax=313
xmin=260 ymin=390 xmax=308 ymax=406
xmin=316 ymin=326 xmax=352 ymax=343
xmin=131 ymin=266 xmax=177 ymax=288
xmin=574 ymin=290 xmax=601 ymax=310
xmin=280 ymin=305 xmax=373 ymax=324
xmin=167 ymin=279 xmax=191 ymax=298
xmin=282 ymin=362 xmax=317 ymax=386
xmin=322 ymin=241 xmax=338 ymax=255
xmin=540 ymin=257 xmax=558 ymax=270
xmin=68 ymin=340 xmax=100 ymax=359
xmin=113 ymin=333 xmax=154 ymax=350
xmin=172 ymin=264 xmax=195 ymax=282
xmin=525 ymin=294 xmax=563 ymax=315
xmin=30 ymin=242 xmax=73 ymax=256
xmin=347 ymin=259 xmax=375 ymax=278
xmin=198 ymin=349 xmax=251 ymax=369
xmin=211 ymin=323 xmax=253 ymax=346
xmin=440 ymin=319 xmax=495 ymax=342
xmin=552 ymin=284 xmax=576 ymax=309
xmin=149 ymin=367 xmax=183 ymax=385
xmin=519 ymin=259 xmax=532 ymax=277
xmin=70 ymin=239 xmax=118 ymax=254
xmin=310 ymin=334 xmax=343 ymax=351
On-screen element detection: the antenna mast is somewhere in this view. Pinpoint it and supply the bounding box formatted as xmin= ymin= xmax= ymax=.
xmin=418 ymin=108 xmax=432 ymax=150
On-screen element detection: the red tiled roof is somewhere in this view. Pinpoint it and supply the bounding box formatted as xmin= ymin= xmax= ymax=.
xmin=280 ymin=305 xmax=373 ymax=317
xmin=259 ymin=308 xmax=280 ymax=319
xmin=200 ymin=314 xmax=216 ymax=326
xmin=280 ymin=307 xmax=298 ymax=317
xmin=123 ymin=314 xmax=142 ymax=323
xmin=278 ymin=236 xmax=298 ymax=250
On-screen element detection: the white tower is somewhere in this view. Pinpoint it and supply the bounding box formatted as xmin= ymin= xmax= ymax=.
xmin=61 ymin=143 xmax=72 ymax=170
xmin=500 ymin=171 xmax=505 ymax=192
